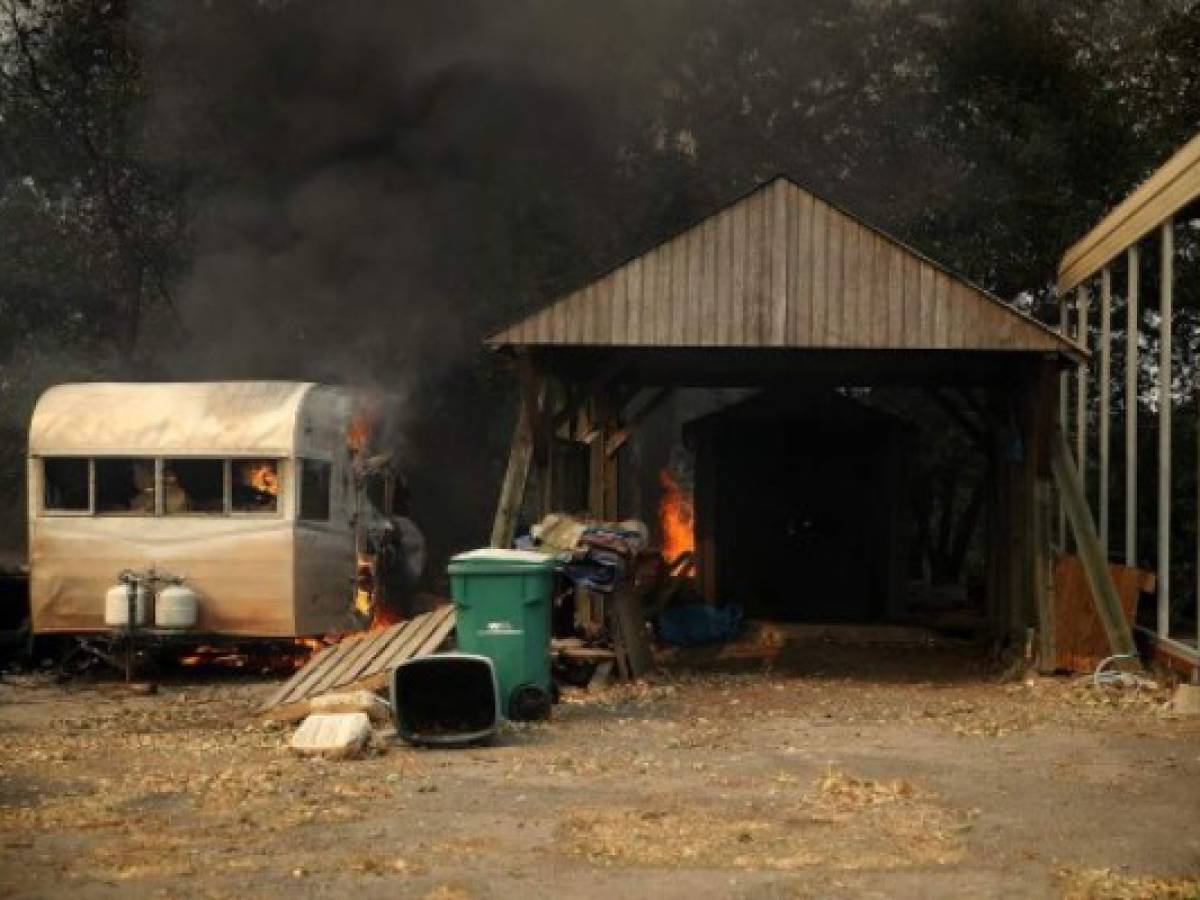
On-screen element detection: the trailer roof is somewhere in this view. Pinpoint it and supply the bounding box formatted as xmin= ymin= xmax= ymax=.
xmin=29 ymin=382 xmax=321 ymax=455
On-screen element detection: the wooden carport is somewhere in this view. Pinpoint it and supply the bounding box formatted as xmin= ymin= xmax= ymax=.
xmin=486 ymin=176 xmax=1103 ymax=648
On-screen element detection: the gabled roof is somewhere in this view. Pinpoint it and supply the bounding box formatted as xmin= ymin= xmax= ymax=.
xmin=488 ymin=177 xmax=1078 ymax=357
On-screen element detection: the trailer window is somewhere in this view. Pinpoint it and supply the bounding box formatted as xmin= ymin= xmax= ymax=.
xmin=95 ymin=458 xmax=156 ymax=514
xmin=299 ymin=459 xmax=331 ymax=521
xmin=164 ymin=459 xmax=225 ymax=514
xmin=43 ymin=457 xmax=89 ymax=511
xmin=232 ymin=459 xmax=279 ymax=513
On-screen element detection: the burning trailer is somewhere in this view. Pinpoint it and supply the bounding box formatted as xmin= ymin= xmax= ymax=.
xmin=27 ymin=381 xmax=423 ymax=656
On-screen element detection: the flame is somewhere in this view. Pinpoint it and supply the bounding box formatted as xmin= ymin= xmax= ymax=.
xmin=348 ymin=412 xmax=373 ymax=455
xmin=248 ymin=462 xmax=279 ymax=496
xmin=352 ymin=552 xmax=404 ymax=631
xmin=659 ymin=468 xmax=696 ymax=574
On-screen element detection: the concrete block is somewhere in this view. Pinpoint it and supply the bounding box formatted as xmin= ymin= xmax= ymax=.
xmin=290 ymin=712 xmax=372 ymax=758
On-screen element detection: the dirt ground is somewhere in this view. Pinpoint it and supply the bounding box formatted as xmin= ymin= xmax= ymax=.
xmin=1 ymin=640 xmax=1198 ymax=900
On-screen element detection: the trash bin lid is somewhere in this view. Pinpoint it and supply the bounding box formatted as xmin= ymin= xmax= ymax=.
xmin=448 ymin=548 xmax=557 ymax=575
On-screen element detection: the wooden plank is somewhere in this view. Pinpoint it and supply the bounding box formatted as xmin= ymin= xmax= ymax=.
xmin=830 ymin=206 xmax=849 ymax=348
xmin=901 ymin=248 xmax=920 ymax=350
xmin=918 ymin=260 xmax=936 ymax=346
xmin=887 ymin=243 xmax=904 ymax=346
xmin=701 ymin=216 xmax=717 ymax=345
xmin=657 ymin=244 xmax=673 ymax=345
xmin=1059 ymin=133 xmax=1200 ymax=292
xmin=744 ymin=188 xmax=763 ymax=344
xmin=259 ymin=642 xmax=340 ymax=711
xmin=1158 ymin=219 xmax=1173 ymax=638
xmin=1053 ymin=555 xmax=1152 ymax=672
xmin=490 ymin=391 xmax=535 ymax=548
xmin=932 ymin=271 xmax=950 ymax=348
xmin=669 ymin=232 xmax=687 ymax=345
xmin=856 ymin=221 xmax=874 ymax=348
xmin=716 ymin=203 xmax=733 ymax=344
xmin=627 ymin=256 xmax=643 ymax=346
xmin=305 ymin=629 xmax=393 ymax=699
xmin=347 ymin=608 xmax=446 ymax=684
xmin=639 ymin=248 xmax=657 ymax=347
xmin=769 ymin=181 xmax=788 ymax=345
xmin=610 ymin=268 xmax=626 ymax=345
xmin=1099 ymin=266 xmax=1112 ymax=552
xmin=811 ymin=200 xmax=829 ymax=345
xmin=1075 ymin=285 xmax=1090 ymax=477
xmin=790 ymin=187 xmax=814 ymax=345
xmin=686 ymin=224 xmax=703 ymax=345
xmin=609 ymin=588 xmax=654 ymax=679
xmin=869 ymin=232 xmax=887 ymax=347
xmin=731 ymin=195 xmax=747 ymax=345
xmin=1125 ymin=245 xmax=1139 ymax=566
xmin=1050 ymin=429 xmax=1140 ymax=661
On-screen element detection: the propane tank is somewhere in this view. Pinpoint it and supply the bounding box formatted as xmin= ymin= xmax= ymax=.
xmin=154 ymin=584 xmax=199 ymax=630
xmin=104 ymin=583 xmax=149 ymax=627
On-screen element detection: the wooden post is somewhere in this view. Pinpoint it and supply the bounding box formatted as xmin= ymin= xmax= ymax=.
xmin=1075 ymin=284 xmax=1090 ymax=483
xmin=1050 ymin=428 xmax=1139 ymax=662
xmin=1099 ymin=266 xmax=1112 ymax=554
xmin=1126 ymin=245 xmax=1139 ymax=567
xmin=1030 ymin=366 xmax=1057 ymax=672
xmin=1059 ymin=296 xmax=1070 ymax=551
xmin=1158 ymin=219 xmax=1173 ymax=639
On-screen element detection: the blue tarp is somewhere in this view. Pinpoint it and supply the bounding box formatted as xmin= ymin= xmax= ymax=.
xmin=656 ymin=603 xmax=745 ymax=647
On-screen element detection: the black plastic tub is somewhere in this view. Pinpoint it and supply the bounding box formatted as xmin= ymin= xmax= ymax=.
xmin=390 ymin=653 xmax=500 ymax=747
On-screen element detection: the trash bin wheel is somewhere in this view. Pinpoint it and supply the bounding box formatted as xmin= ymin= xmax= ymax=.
xmin=509 ymin=683 xmax=552 ymax=721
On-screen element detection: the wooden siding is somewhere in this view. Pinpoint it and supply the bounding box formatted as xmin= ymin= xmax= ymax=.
xmin=1059 ymin=133 xmax=1200 ymax=293
xmin=488 ymin=177 xmax=1076 ymax=355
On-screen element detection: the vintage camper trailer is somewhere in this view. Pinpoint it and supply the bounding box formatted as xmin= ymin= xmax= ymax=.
xmin=27 ymin=381 xmax=382 ymax=638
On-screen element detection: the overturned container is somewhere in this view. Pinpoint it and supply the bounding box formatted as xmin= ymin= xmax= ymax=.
xmin=390 ymin=653 xmax=500 ymax=747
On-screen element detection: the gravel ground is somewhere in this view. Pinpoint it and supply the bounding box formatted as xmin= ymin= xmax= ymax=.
xmin=0 ymin=641 xmax=1198 ymax=899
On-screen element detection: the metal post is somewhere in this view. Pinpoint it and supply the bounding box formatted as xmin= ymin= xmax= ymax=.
xmin=1099 ymin=266 xmax=1112 ymax=554
xmin=1076 ymin=285 xmax=1090 ymax=499
xmin=1125 ymin=245 xmax=1139 ymax=567
xmin=1158 ymin=219 xmax=1173 ymax=639
xmin=1059 ymin=296 xmax=1070 ymax=552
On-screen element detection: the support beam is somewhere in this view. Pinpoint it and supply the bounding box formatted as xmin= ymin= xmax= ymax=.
xmin=1158 ymin=219 xmax=1173 ymax=639
xmin=491 ymin=393 xmax=536 ymax=549
xmin=1059 ymin=296 xmax=1070 ymax=552
xmin=1099 ymin=267 xmax=1112 ymax=553
xmin=1075 ymin=285 xmax=1090 ymax=480
xmin=1126 ymin=245 xmax=1139 ymax=567
xmin=1050 ymin=429 xmax=1139 ymax=661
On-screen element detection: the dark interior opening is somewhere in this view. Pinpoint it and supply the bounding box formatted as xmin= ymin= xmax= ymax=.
xmin=392 ymin=655 xmax=498 ymax=744
xmin=164 ymin=459 xmax=224 ymax=513
xmin=95 ymin=458 xmax=155 ymax=514
xmin=43 ymin=457 xmax=89 ymax=511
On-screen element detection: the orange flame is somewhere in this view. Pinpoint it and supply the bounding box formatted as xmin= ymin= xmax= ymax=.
xmin=248 ymin=463 xmax=279 ymax=496
xmin=659 ymin=468 xmax=695 ymax=573
xmin=348 ymin=413 xmax=372 ymax=455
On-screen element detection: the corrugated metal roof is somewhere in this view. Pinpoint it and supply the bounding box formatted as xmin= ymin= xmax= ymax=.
xmin=488 ymin=177 xmax=1078 ymax=357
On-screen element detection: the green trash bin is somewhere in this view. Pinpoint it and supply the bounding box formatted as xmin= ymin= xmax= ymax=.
xmin=448 ymin=549 xmax=557 ymax=721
